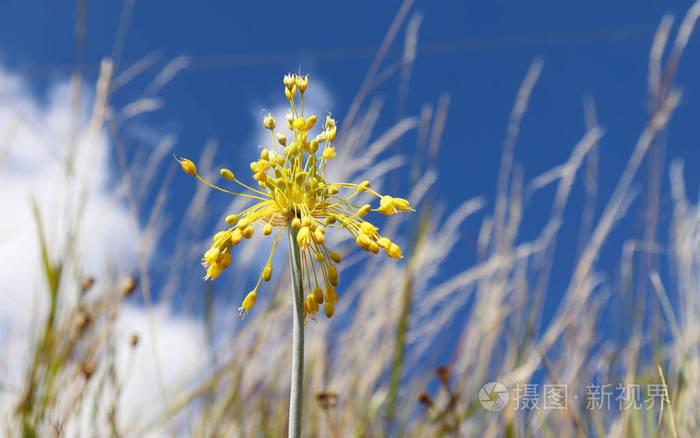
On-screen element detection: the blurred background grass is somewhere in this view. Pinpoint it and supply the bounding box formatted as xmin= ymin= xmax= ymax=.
xmin=1 ymin=1 xmax=700 ymax=437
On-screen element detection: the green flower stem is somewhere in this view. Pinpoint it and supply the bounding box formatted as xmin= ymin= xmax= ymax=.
xmin=287 ymin=221 xmax=305 ymax=438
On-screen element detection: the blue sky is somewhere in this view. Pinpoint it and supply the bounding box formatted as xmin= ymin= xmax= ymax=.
xmin=3 ymin=0 xmax=700 ymax=340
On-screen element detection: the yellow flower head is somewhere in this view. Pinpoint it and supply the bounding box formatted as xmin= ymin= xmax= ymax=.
xmin=178 ymin=73 xmax=412 ymax=320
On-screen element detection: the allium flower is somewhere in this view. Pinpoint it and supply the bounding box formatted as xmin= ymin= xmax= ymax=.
xmin=178 ymin=74 xmax=411 ymax=320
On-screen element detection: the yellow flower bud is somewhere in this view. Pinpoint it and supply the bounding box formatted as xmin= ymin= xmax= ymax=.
xmin=263 ymin=113 xmax=276 ymax=130
xmin=328 ymin=264 xmax=338 ymax=281
xmin=285 ymin=86 xmax=297 ymax=100
xmin=308 ymin=139 xmax=319 ymax=154
xmin=261 ymin=148 xmax=269 ymax=160
xmin=220 ymin=168 xmax=234 ymax=180
xmin=304 ymin=115 xmax=317 ymax=130
xmin=356 ymin=233 xmax=371 ymax=250
xmin=387 ymin=243 xmax=402 ymax=259
xmin=358 ymin=204 xmax=371 ymax=216
xmin=322 ymin=147 xmax=336 ymax=159
xmin=368 ymin=240 xmax=379 ymax=254
xmin=306 ymin=294 xmax=319 ymax=313
xmin=295 ymin=171 xmax=308 ymax=186
xmin=231 ymin=228 xmax=243 ymax=245
xmin=325 ymin=285 xmax=338 ymax=304
xmin=376 ymin=237 xmax=391 ymax=248
xmin=238 ymin=217 xmax=251 ymax=228
xmin=315 ymin=251 xmax=325 ymax=262
xmin=263 ymin=224 xmax=273 ymax=235
xmin=292 ymin=117 xmax=306 ymax=131
xmin=325 ymin=302 xmax=335 ymax=318
xmin=291 ymin=217 xmax=302 ymax=229
xmin=258 ymin=159 xmax=270 ymax=171
xmin=325 ymin=214 xmax=336 ymax=224
xmin=250 ymin=161 xmax=260 ymax=173
xmin=239 ymin=291 xmax=257 ymax=317
xmin=276 ymin=132 xmax=287 ymax=146
xmin=263 ymin=264 xmax=273 ymax=281
xmin=378 ymin=195 xmax=396 ymax=215
xmin=300 ymin=216 xmax=311 ymax=228
xmin=391 ymin=197 xmax=410 ymax=211
xmin=220 ymin=252 xmax=232 ymax=269
xmin=203 ymin=247 xmax=219 ymax=265
xmin=358 ymin=180 xmax=371 ymax=192
xmin=206 ymin=264 xmax=223 ymax=280
xmin=225 ymin=214 xmax=239 ymax=225
xmin=277 ymin=155 xmax=285 ymax=166
xmin=179 ymin=158 xmax=197 ymax=177
xmin=360 ymin=221 xmax=378 ymax=237
xmin=329 ymin=251 xmax=342 ymax=263
xmin=314 ymin=228 xmax=326 ymax=244
xmin=284 ymin=143 xmax=299 ymax=158
xmin=297 ymin=227 xmax=312 ymax=248
xmin=242 ymin=226 xmax=254 ymax=239
xmin=325 ymin=115 xmax=336 ymax=129
xmin=314 ymin=286 xmax=324 ymax=304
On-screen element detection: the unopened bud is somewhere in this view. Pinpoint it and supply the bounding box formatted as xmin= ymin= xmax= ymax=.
xmin=263 ymin=113 xmax=276 ymax=130
xmin=178 ymin=158 xmax=197 ymax=177
xmin=316 ymin=392 xmax=339 ymax=409
xmin=81 ymin=362 xmax=97 ymax=379
xmin=417 ymin=391 xmax=433 ymax=408
xmin=121 ymin=277 xmax=138 ymax=297
xmin=304 ymin=115 xmax=317 ymax=131
xmin=220 ymin=168 xmax=234 ymax=180
xmin=74 ymin=312 xmax=90 ymax=333
xmin=81 ymin=276 xmax=95 ymax=293
xmin=436 ymin=366 xmax=450 ymax=387
xmin=292 ymin=117 xmax=306 ymax=131
xmin=314 ymin=286 xmax=324 ymax=304
xmin=263 ymin=264 xmax=273 ymax=281
xmin=324 ymin=301 xmax=334 ymax=318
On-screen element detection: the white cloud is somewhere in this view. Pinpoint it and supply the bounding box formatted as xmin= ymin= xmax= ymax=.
xmin=0 ymin=64 xmax=205 ymax=434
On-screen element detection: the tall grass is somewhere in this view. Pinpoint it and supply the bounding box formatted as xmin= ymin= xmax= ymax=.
xmin=1 ymin=1 xmax=700 ymax=437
